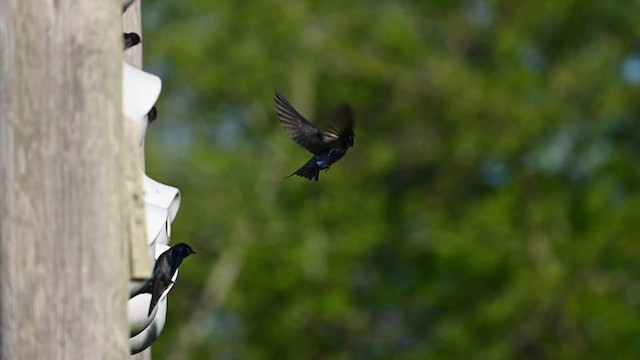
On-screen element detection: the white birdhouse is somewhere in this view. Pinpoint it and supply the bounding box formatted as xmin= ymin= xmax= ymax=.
xmin=122 ymin=62 xmax=162 ymax=145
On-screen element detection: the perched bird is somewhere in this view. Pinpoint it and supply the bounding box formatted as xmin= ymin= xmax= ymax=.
xmin=123 ymin=32 xmax=141 ymax=50
xmin=130 ymin=243 xmax=195 ymax=316
xmin=275 ymin=91 xmax=355 ymax=181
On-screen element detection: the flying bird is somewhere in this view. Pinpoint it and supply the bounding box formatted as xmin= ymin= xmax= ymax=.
xmin=130 ymin=243 xmax=195 ymax=316
xmin=123 ymin=32 xmax=141 ymax=50
xmin=275 ymin=91 xmax=355 ymax=181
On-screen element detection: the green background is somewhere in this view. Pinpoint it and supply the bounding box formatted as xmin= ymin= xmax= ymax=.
xmin=141 ymin=0 xmax=640 ymax=358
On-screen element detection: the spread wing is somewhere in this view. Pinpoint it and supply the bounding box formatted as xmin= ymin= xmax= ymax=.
xmin=323 ymin=104 xmax=354 ymax=146
xmin=275 ymin=91 xmax=326 ymax=154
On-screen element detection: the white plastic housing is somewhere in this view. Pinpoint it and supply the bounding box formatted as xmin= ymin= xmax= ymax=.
xmin=130 ymin=296 xmax=168 ymax=354
xmin=145 ymin=202 xmax=170 ymax=246
xmin=143 ymin=174 xmax=181 ymax=223
xmin=129 ymin=176 xmax=179 ymax=297
xmin=122 ymin=62 xmax=162 ymax=144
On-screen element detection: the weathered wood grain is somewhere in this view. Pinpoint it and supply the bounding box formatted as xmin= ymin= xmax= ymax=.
xmin=123 ymin=0 xmax=152 ymax=282
xmin=0 ymin=0 xmax=129 ymax=358
xmin=123 ymin=2 xmax=153 ymax=359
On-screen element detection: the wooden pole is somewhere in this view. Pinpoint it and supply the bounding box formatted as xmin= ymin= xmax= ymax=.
xmin=122 ymin=0 xmax=152 ymax=281
xmin=124 ymin=0 xmax=144 ymax=69
xmin=123 ymin=1 xmax=153 ymax=359
xmin=122 ymin=0 xmax=153 ymax=279
xmin=0 ymin=0 xmax=129 ymax=359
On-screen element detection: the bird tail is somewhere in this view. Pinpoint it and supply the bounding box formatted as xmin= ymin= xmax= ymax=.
xmin=285 ymin=161 xmax=320 ymax=181
xmin=148 ymin=298 xmax=157 ymax=316
xmin=148 ymin=290 xmax=161 ymax=316
xmin=147 ymin=282 xmax=162 ymax=316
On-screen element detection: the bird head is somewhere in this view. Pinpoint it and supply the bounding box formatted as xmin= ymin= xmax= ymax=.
xmin=172 ymin=243 xmax=196 ymax=259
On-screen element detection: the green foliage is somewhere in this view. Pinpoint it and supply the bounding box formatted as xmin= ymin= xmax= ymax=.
xmin=142 ymin=0 xmax=640 ymax=358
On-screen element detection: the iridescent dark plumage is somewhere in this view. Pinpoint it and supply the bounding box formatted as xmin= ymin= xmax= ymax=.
xmin=123 ymin=32 xmax=141 ymax=50
xmin=275 ymin=91 xmax=355 ymax=181
xmin=130 ymin=243 xmax=195 ymax=316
